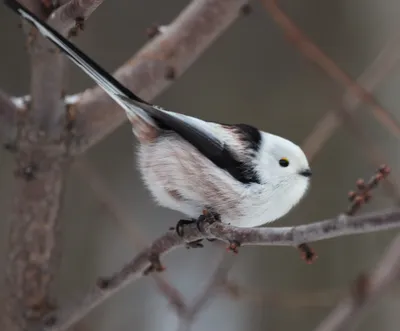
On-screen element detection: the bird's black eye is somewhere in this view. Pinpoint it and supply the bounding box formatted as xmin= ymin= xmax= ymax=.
xmin=279 ymin=158 xmax=289 ymax=167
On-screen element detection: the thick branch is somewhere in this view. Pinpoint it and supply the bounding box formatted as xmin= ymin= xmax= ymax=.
xmin=4 ymin=18 xmax=68 ymax=331
xmin=44 ymin=208 xmax=400 ymax=331
xmin=314 ymin=234 xmax=400 ymax=331
xmin=70 ymin=0 xmax=249 ymax=154
xmin=3 ymin=1 xmax=105 ymax=330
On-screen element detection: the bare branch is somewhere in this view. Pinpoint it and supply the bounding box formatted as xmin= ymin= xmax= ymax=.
xmin=69 ymin=0 xmax=249 ymax=154
xmin=43 ymin=208 xmax=400 ymax=331
xmin=314 ymin=234 xmax=400 ymax=331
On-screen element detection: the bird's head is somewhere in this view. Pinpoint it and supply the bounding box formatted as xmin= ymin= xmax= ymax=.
xmin=253 ymin=132 xmax=311 ymax=219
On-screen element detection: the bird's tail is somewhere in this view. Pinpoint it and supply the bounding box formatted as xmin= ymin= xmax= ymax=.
xmin=4 ymin=0 xmax=157 ymax=138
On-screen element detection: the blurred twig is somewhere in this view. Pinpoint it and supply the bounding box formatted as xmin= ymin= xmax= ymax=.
xmin=262 ymin=0 xmax=400 ymax=202
xmin=42 ymin=207 xmax=400 ymax=331
xmin=262 ymin=0 xmax=400 ymax=140
xmin=223 ymin=283 xmax=344 ymax=307
xmin=314 ymin=234 xmax=400 ymax=331
xmin=302 ymin=32 xmax=400 ymax=160
xmin=177 ymin=252 xmax=234 ymax=331
xmin=223 ymin=281 xmax=400 ymax=308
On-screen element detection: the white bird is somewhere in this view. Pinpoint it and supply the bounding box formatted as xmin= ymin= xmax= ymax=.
xmin=5 ymin=0 xmax=312 ymax=241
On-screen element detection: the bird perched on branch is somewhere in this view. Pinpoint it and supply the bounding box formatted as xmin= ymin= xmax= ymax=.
xmin=5 ymin=0 xmax=312 ymax=242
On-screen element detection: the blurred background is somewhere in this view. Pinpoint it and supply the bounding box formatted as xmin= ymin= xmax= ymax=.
xmin=1 ymin=0 xmax=400 ymax=330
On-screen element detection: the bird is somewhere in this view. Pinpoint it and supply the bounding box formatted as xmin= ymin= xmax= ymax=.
xmin=5 ymin=0 xmax=312 ymax=241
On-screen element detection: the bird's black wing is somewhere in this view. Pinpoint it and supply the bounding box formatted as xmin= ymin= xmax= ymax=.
xmin=4 ymin=0 xmax=259 ymax=184
xmin=148 ymin=110 xmax=262 ymax=184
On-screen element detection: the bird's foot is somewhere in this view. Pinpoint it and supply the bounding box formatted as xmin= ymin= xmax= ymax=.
xmin=143 ymin=253 xmax=166 ymax=275
xmin=196 ymin=209 xmax=221 ymax=232
xmin=175 ymin=218 xmax=196 ymax=237
xmin=175 ymin=209 xmax=221 ymax=249
xmin=175 ymin=209 xmax=221 ymax=236
xmin=175 ymin=219 xmax=204 ymax=248
xmin=298 ymin=243 xmax=318 ymax=264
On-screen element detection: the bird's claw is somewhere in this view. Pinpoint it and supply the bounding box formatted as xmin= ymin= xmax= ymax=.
xmin=175 ymin=209 xmax=221 ymax=249
xmin=175 ymin=209 xmax=220 ymax=237
xmin=175 ymin=219 xmax=195 ymax=237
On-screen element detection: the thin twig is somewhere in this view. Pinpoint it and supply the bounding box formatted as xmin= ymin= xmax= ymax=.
xmin=346 ymin=165 xmax=391 ymax=215
xmin=43 ymin=208 xmax=400 ymax=331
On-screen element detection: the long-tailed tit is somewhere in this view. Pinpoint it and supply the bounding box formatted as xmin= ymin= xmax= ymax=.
xmin=5 ymin=0 xmax=312 ymax=235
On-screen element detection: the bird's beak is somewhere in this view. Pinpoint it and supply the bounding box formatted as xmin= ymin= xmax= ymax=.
xmin=299 ymin=168 xmax=312 ymax=178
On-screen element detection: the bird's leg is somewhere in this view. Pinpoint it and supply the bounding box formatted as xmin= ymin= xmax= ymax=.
xmin=175 ymin=218 xmax=204 ymax=249
xmin=175 ymin=209 xmax=221 ymax=248
xmin=175 ymin=219 xmax=196 ymax=237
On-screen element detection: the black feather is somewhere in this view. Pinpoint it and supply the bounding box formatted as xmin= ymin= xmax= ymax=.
xmin=145 ymin=109 xmax=261 ymax=184
xmin=229 ymin=124 xmax=262 ymax=152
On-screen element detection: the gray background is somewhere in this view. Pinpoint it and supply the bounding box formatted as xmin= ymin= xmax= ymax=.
xmin=1 ymin=0 xmax=400 ymax=330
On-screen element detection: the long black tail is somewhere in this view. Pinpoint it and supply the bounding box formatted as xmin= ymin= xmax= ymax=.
xmin=4 ymin=0 xmax=154 ymax=122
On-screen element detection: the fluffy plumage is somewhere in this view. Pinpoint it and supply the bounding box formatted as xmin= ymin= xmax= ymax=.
xmin=6 ymin=0 xmax=312 ymax=227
